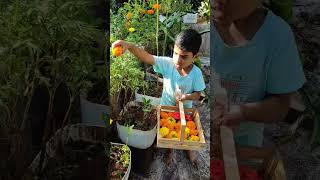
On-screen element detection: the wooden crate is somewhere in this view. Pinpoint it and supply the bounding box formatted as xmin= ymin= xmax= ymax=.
xmin=156 ymin=101 xmax=206 ymax=151
xmin=213 ymin=124 xmax=286 ymax=180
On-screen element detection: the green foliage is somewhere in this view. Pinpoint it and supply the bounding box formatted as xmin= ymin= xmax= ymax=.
xmin=110 ymin=54 xmax=145 ymax=97
xmin=194 ymin=56 xmax=202 ymax=69
xmin=142 ymin=97 xmax=152 ymax=113
xmin=198 ymin=0 xmax=210 ymax=22
xmin=111 ymin=0 xmax=157 ymax=46
xmin=0 ymin=0 xmax=102 ymax=128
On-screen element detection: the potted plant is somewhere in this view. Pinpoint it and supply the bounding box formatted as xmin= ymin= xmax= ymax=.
xmin=116 ymin=98 xmax=157 ymax=176
xmin=109 ymin=142 xmax=132 ymax=180
xmin=110 ymin=53 xmax=145 ymax=119
xmin=116 ymin=97 xmax=157 ymax=149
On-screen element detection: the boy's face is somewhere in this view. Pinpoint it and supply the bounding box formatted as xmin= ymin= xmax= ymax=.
xmin=212 ymin=0 xmax=263 ymax=24
xmin=172 ymin=45 xmax=195 ymax=70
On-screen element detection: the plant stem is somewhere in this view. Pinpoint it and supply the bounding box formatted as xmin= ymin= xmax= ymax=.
xmin=156 ymin=0 xmax=159 ymax=56
xmin=20 ymin=80 xmax=35 ymax=131
xmin=62 ymin=96 xmax=74 ymax=127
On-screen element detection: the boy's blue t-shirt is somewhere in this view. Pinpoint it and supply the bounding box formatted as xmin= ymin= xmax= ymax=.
xmin=152 ymin=56 xmax=206 ymax=108
xmin=211 ymin=10 xmax=306 ymax=147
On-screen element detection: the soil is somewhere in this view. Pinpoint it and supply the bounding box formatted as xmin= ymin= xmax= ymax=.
xmin=117 ymin=102 xmax=157 ymax=131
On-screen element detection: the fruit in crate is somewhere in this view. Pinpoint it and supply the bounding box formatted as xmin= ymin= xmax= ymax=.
xmin=167 ymin=117 xmax=176 ymax=124
xmin=210 ymin=160 xmax=262 ymax=180
xmin=159 ymin=110 xmax=200 ymax=141
xmin=174 ymin=121 xmax=181 ymax=131
xmin=172 ymin=112 xmax=180 ymax=120
xmin=189 ymin=135 xmax=200 ymax=141
xmin=190 ymin=129 xmax=198 ymax=136
xmin=160 ymin=111 xmax=168 ymax=119
xmin=186 ymin=121 xmax=196 ymax=130
xmin=159 ymin=127 xmax=169 ymax=137
xmin=167 ymin=131 xmax=178 ymax=139
xmin=160 ymin=118 xmax=168 ymax=127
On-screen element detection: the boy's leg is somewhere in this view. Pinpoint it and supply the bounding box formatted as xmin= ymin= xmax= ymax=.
xmin=166 ymin=148 xmax=173 ymax=166
xmin=186 ymin=150 xmax=198 ymax=168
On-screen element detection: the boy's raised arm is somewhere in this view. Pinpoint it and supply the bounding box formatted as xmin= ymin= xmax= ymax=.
xmin=112 ymin=40 xmax=155 ymax=65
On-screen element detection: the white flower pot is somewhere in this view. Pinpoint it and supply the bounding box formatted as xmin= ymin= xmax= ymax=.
xmin=116 ymin=122 xmax=157 ymax=149
xmin=80 ymin=96 xmax=111 ymax=127
xmin=110 ymin=142 xmax=131 ymax=180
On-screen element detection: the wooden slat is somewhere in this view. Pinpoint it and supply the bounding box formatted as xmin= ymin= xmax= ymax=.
xmin=179 ymin=101 xmax=186 ymax=143
xmin=220 ymin=126 xmax=240 ymax=180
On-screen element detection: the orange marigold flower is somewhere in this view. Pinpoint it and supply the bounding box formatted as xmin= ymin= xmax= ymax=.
xmin=152 ymin=4 xmax=160 ymax=10
xmin=126 ymin=12 xmax=133 ymax=20
xmin=112 ymin=46 xmax=123 ymax=57
xmin=147 ymin=9 xmax=154 ymax=15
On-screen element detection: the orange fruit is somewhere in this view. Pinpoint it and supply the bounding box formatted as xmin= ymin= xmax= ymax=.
xmin=167 ymin=112 xmax=174 ymax=118
xmin=186 ymin=121 xmax=196 ymax=130
xmin=160 ymin=118 xmax=168 ymax=127
xmin=167 ymin=123 xmax=175 ymax=131
xmin=160 ymin=111 xmax=168 ymax=119
xmin=174 ymin=121 xmax=181 ymax=131
xmin=112 ymin=46 xmax=123 ymax=57
xmin=147 ymin=9 xmax=154 ymax=15
xmin=190 ymin=129 xmax=199 ymax=136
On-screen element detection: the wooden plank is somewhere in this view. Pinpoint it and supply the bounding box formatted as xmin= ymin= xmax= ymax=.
xmin=157 ymin=141 xmax=204 ymax=151
xmin=220 ymin=126 xmax=240 ymax=180
xmin=179 ymin=101 xmax=186 ymax=143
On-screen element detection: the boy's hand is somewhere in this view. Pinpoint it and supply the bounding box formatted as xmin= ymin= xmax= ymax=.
xmin=111 ymin=40 xmax=131 ymax=54
xmin=219 ymin=105 xmax=245 ymax=128
xmin=176 ymin=94 xmax=187 ymax=101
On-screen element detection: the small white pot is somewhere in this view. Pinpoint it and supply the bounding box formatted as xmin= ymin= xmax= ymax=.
xmin=80 ymin=96 xmax=111 ymax=127
xmin=116 ymin=122 xmax=157 ymax=149
xmin=135 ymin=91 xmax=160 ymax=106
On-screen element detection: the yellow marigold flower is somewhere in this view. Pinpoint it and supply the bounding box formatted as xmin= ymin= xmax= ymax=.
xmin=128 ymin=27 xmax=135 ymax=32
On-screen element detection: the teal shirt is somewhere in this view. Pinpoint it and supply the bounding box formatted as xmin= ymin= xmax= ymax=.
xmin=212 ymin=10 xmax=306 ymax=147
xmin=153 ymin=56 xmax=206 ymax=108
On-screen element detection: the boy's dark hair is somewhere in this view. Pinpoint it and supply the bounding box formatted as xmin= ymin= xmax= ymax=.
xmin=175 ymin=29 xmax=202 ymax=56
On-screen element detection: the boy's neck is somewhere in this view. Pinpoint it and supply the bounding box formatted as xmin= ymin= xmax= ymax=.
xmin=177 ymin=64 xmax=193 ymax=76
xmin=217 ymin=8 xmax=267 ymax=46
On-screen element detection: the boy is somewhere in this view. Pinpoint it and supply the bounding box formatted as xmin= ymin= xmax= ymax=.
xmin=212 ymin=0 xmax=306 ymax=147
xmin=112 ymin=29 xmax=206 ymax=167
